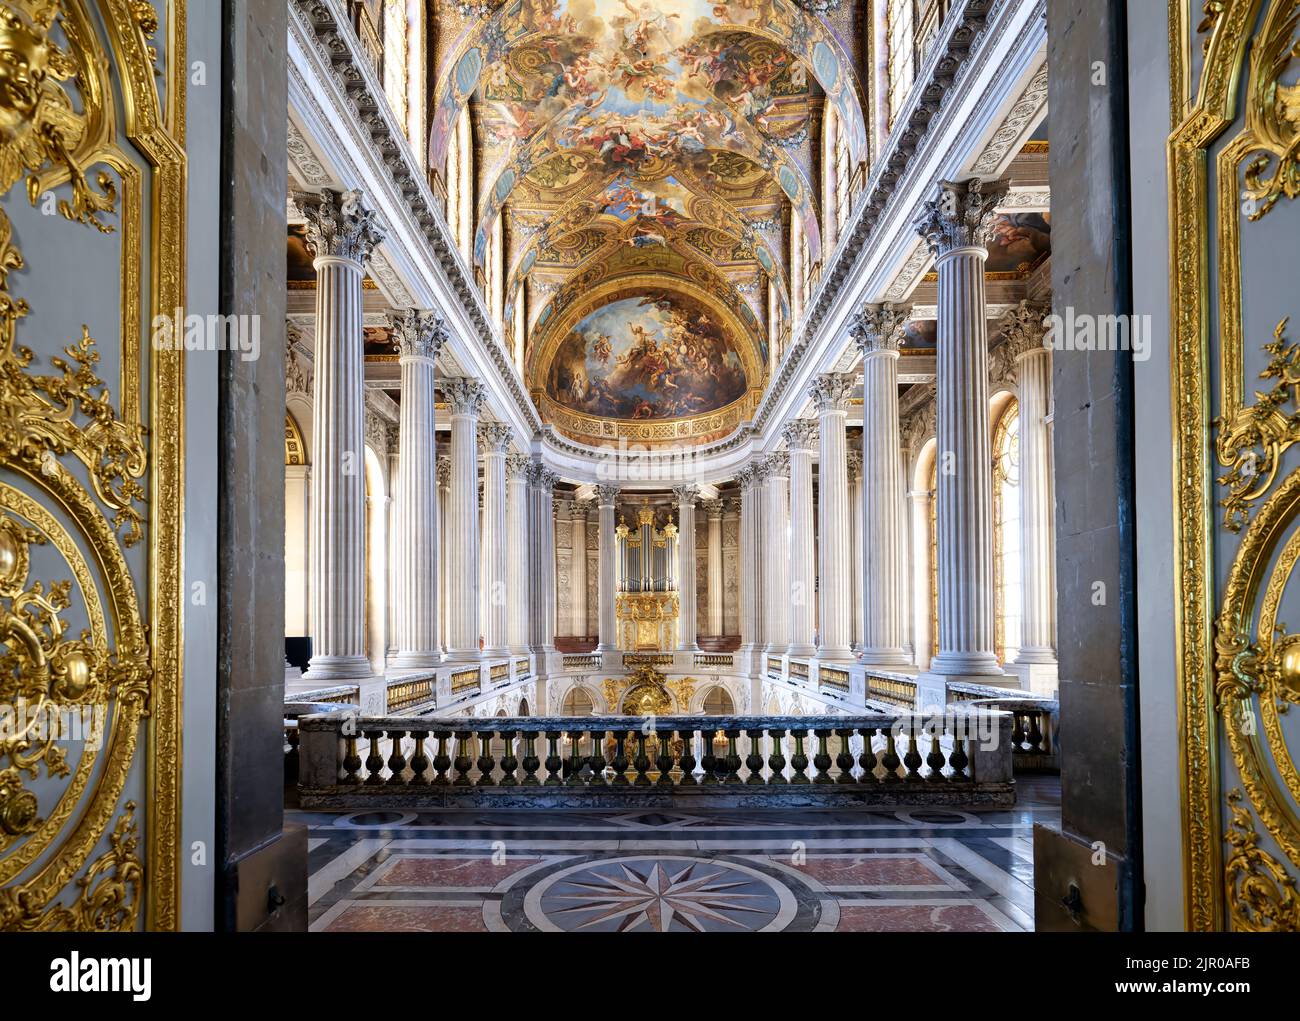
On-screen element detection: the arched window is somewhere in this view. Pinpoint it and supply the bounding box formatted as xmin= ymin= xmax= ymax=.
xmin=702 ymin=686 xmax=734 ymax=715
xmin=992 ymin=399 xmax=1022 ymax=664
xmin=561 ymin=688 xmax=594 ymax=716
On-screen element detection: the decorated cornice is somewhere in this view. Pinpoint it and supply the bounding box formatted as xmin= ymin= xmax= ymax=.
xmin=913 ymin=176 xmax=1011 ymax=257
xmin=443 ymin=377 xmax=487 ymax=417
xmin=850 ymin=303 xmax=911 ymax=354
xmin=477 ymin=421 xmax=513 ymax=453
xmin=782 ymin=419 xmax=820 ymax=452
xmin=297 ymin=187 xmax=384 ymax=263
xmin=389 ymin=308 xmax=449 ymax=361
xmin=808 ymin=372 xmax=855 ymax=413
xmin=288 ymin=0 xmax=542 ymax=436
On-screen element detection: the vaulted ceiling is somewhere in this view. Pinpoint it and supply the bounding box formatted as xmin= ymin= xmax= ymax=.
xmin=430 ymin=1 xmax=868 ymax=446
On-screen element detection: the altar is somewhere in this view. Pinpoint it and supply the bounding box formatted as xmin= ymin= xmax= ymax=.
xmin=615 ymin=592 xmax=679 ymax=652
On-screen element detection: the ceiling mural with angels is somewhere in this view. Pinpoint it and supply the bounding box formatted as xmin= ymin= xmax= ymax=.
xmin=431 ymin=1 xmax=868 ymax=442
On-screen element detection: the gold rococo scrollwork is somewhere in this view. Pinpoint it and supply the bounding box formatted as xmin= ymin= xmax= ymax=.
xmin=1224 ymin=789 xmax=1300 ymax=930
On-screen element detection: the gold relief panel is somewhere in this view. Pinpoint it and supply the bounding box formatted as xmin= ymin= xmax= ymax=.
xmin=0 ymin=1 xmax=186 ymax=930
xmin=1171 ymin=0 xmax=1300 ymax=931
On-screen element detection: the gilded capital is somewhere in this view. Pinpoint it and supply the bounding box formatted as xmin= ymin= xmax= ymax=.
xmin=998 ymin=299 xmax=1053 ymax=359
xmin=808 ymin=372 xmax=856 ymax=412
xmin=297 ymin=187 xmax=384 ymax=263
xmin=913 ymin=177 xmax=1010 ymax=258
xmin=442 ymin=377 xmax=487 ymax=417
xmin=850 ymin=303 xmax=910 ymax=355
xmin=477 ymin=421 xmax=513 ymax=453
xmin=389 ymin=308 xmax=449 ymax=361
xmin=782 ymin=418 xmax=819 ymax=452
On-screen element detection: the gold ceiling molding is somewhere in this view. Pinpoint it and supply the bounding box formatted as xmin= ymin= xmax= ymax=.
xmin=0 ymin=0 xmax=187 ymax=931
xmin=1170 ymin=0 xmax=1300 ymax=932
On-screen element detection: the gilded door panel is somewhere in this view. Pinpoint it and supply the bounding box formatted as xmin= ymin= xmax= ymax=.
xmin=1171 ymin=0 xmax=1300 ymax=930
xmin=0 ymin=0 xmax=184 ymax=930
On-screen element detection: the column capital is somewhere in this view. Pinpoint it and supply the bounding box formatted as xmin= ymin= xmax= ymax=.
xmin=526 ymin=459 xmax=559 ymax=489
xmin=702 ymin=498 xmax=724 ymax=519
xmin=847 ymin=448 xmax=862 ymax=482
xmin=437 ymin=455 xmax=452 ymax=486
xmin=505 ymin=453 xmax=531 ymax=479
xmin=913 ymin=177 xmax=1010 ymax=258
xmin=782 ymin=418 xmax=819 ymax=452
xmin=673 ymin=483 xmax=700 ymax=505
xmin=850 ymin=303 xmax=911 ymax=354
xmin=573 ymin=498 xmax=593 ymax=518
xmin=998 ymin=298 xmax=1053 ymax=360
xmin=594 ymin=483 xmax=621 ymax=506
xmin=808 ymin=372 xmax=856 ymax=412
xmin=389 ymin=308 xmax=449 ymax=361
xmin=763 ymin=450 xmax=790 ymax=477
xmin=443 ymin=377 xmax=487 ymax=417
xmin=477 ymin=420 xmax=513 ymax=453
xmin=297 ymin=187 xmax=384 ymax=263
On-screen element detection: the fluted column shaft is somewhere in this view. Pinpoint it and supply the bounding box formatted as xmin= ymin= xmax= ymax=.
xmin=849 ymin=453 xmax=864 ymax=650
xmin=784 ymin=423 xmax=818 ymax=657
xmin=705 ymin=501 xmax=724 ymax=636
xmin=1016 ymin=344 xmax=1057 ymax=663
xmin=595 ymin=485 xmax=619 ymax=651
xmin=810 ymin=376 xmax=855 ymax=660
xmin=437 ymin=457 xmax=450 ymax=651
xmin=571 ymin=503 xmax=590 ymax=640
xmin=389 ymin=311 xmax=446 ymax=670
xmin=528 ymin=463 xmax=559 ymax=654
xmin=675 ymin=485 xmax=701 ymax=651
xmin=479 ymin=423 xmax=511 ymax=656
xmin=908 ymin=488 xmax=933 ymax=669
xmin=301 ymin=189 xmax=383 ymax=681
xmin=506 ymin=455 xmax=530 ymax=655
xmin=762 ymin=454 xmax=790 ymax=655
xmin=914 ymin=178 xmax=1009 ymax=676
xmin=444 ymin=379 xmax=486 ymax=661
xmin=737 ymin=467 xmax=760 ymax=652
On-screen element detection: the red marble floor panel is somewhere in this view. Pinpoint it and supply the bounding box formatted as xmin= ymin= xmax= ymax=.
xmin=836 ymin=904 xmax=1002 ymax=933
xmin=322 ymin=904 xmax=487 ymax=933
xmin=374 ymin=856 xmax=543 ymax=888
xmin=780 ymin=855 xmax=948 ymax=888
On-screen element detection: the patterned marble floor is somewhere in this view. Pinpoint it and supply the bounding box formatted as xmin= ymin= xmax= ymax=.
xmin=297 ymin=776 xmax=1058 ymax=933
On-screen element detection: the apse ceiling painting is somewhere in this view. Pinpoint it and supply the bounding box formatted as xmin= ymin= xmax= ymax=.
xmin=432 ymin=1 xmax=868 ymax=446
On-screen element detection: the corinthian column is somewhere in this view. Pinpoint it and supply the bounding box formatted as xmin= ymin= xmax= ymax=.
xmin=299 ymin=188 xmax=384 ymax=681
xmin=571 ymin=501 xmax=590 ymax=641
xmin=506 ymin=454 xmax=530 ymax=655
xmin=675 ymin=484 xmax=701 ymax=651
xmin=809 ymin=374 xmax=855 ymax=660
xmin=851 ymin=304 xmax=911 ymax=667
xmin=783 ymin=421 xmax=818 ymax=657
xmin=527 ymin=461 xmax=560 ymax=656
xmin=437 ymin=456 xmax=451 ymax=651
xmin=595 ymin=484 xmax=620 ymax=652
xmin=1002 ymin=300 xmax=1058 ymax=669
xmin=704 ymin=500 xmax=724 ymax=636
xmin=848 ymin=449 xmax=864 ymax=651
xmin=913 ymin=177 xmax=1009 ymax=677
xmin=479 ymin=422 xmax=512 ymax=657
xmin=736 ymin=465 xmax=762 ymax=657
xmin=762 ymin=452 xmax=791 ymax=656
xmin=389 ymin=309 xmax=448 ymax=670
xmin=443 ymin=378 xmax=486 ymax=661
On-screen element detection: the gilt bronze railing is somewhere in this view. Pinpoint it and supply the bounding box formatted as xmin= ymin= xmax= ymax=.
xmin=296 ymin=709 xmax=1015 ymax=809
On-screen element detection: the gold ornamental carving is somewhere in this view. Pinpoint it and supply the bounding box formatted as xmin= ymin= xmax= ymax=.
xmin=1224 ymin=790 xmax=1300 ymax=931
xmin=599 ymin=664 xmax=695 ymax=716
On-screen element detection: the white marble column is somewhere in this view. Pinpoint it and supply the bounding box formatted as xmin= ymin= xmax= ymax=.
xmin=389 ymin=309 xmax=447 ymax=670
xmin=675 ymin=484 xmax=701 ymax=652
xmin=783 ymin=422 xmax=818 ymax=657
xmin=908 ymin=487 xmax=933 ymax=670
xmin=299 ymin=188 xmax=383 ymax=682
xmin=850 ymin=304 xmax=911 ymax=666
xmin=479 ymin=421 xmax=512 ymax=657
xmin=736 ymin=466 xmax=761 ymax=655
xmin=1003 ymin=300 xmax=1058 ymax=666
xmin=704 ymin=500 xmax=724 ymax=636
xmin=914 ymin=177 xmax=1009 ymax=676
xmin=571 ymin=500 xmax=590 ymax=641
xmin=554 ymin=500 xmax=573 ymax=636
xmin=595 ymin=484 xmax=620 ymax=652
xmin=527 ymin=461 xmax=560 ymax=656
xmin=506 ymin=454 xmax=531 ymax=655
xmin=436 ymin=456 xmax=451 ymax=652
xmin=848 ymin=450 xmax=864 ymax=651
xmin=443 ymin=378 xmax=486 ymax=661
xmin=809 ymin=374 xmax=855 ymax=660
xmin=762 ymin=452 xmax=791 ymax=656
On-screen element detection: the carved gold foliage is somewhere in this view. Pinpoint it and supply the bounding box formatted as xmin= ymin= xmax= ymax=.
xmin=1241 ymin=1 xmax=1300 ymax=220
xmin=0 ymin=0 xmax=118 ymax=232
xmin=1225 ymin=790 xmax=1300 ymax=931
xmin=1216 ymin=317 xmax=1300 ymax=530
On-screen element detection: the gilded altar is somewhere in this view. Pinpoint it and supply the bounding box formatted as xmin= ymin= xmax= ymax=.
xmin=615 ymin=592 xmax=679 ymax=652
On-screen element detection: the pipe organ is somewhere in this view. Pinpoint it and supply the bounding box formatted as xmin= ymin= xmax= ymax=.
xmin=614 ymin=509 xmax=680 ymax=651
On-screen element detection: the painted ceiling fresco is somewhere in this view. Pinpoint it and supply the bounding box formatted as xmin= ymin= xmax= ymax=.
xmin=431 ymin=1 xmax=868 ymax=438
